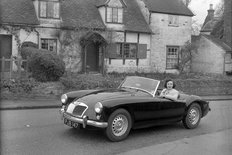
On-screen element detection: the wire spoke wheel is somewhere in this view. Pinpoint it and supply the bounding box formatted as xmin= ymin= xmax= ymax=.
xmin=183 ymin=103 xmax=202 ymax=129
xmin=112 ymin=114 xmax=128 ymax=137
xmin=188 ymin=108 xmax=200 ymax=125
xmin=106 ymin=109 xmax=132 ymax=142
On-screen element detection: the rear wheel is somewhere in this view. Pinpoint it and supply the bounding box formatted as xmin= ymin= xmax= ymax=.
xmin=183 ymin=103 xmax=202 ymax=129
xmin=105 ymin=109 xmax=132 ymax=142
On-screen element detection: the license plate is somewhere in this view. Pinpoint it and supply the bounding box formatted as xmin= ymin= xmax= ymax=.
xmin=64 ymin=118 xmax=79 ymax=128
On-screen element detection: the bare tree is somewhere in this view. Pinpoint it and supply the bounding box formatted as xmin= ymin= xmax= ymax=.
xmin=214 ymin=0 xmax=224 ymax=17
xmin=178 ymin=40 xmax=198 ymax=73
xmin=191 ymin=19 xmax=202 ymax=35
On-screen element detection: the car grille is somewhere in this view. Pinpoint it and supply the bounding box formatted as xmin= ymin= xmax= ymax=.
xmin=66 ymin=102 xmax=88 ymax=117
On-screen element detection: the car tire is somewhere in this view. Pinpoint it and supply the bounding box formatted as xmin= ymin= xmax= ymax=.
xmin=183 ymin=103 xmax=202 ymax=129
xmin=105 ymin=109 xmax=132 ymax=142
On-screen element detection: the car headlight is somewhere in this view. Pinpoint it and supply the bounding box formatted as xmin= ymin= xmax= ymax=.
xmin=95 ymin=102 xmax=103 ymax=114
xmin=61 ymin=94 xmax=68 ymax=104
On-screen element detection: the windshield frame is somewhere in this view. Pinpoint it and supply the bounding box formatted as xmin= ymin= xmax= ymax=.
xmin=118 ymin=76 xmax=160 ymax=97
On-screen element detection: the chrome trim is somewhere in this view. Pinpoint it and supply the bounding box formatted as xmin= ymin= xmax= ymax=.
xmin=67 ymin=101 xmax=88 ymax=117
xmin=60 ymin=111 xmax=108 ymax=128
xmin=74 ymin=102 xmax=88 ymax=117
xmin=118 ymin=76 xmax=161 ymax=97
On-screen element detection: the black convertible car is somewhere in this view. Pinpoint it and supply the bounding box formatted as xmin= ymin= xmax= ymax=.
xmin=59 ymin=76 xmax=210 ymax=141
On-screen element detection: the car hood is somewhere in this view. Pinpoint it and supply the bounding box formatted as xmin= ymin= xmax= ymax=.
xmin=77 ymin=89 xmax=133 ymax=103
xmin=71 ymin=89 xmax=134 ymax=119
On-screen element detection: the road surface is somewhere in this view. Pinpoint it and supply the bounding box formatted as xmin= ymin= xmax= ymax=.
xmin=1 ymin=100 xmax=232 ymax=155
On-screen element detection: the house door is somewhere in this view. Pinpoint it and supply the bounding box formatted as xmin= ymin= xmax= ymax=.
xmin=86 ymin=43 xmax=99 ymax=72
xmin=0 ymin=35 xmax=12 ymax=72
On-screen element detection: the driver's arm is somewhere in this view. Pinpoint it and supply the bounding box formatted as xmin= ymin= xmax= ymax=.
xmin=159 ymin=89 xmax=166 ymax=97
xmin=164 ymin=90 xmax=179 ymax=100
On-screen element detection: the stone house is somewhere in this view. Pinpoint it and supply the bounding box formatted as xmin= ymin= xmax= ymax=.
xmin=192 ymin=3 xmax=232 ymax=74
xmin=0 ymin=0 xmax=193 ymax=74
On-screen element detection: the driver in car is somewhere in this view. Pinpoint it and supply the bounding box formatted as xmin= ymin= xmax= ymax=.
xmin=159 ymin=79 xmax=179 ymax=100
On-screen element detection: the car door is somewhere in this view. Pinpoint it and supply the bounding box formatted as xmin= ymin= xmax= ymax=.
xmin=133 ymin=97 xmax=186 ymax=122
xmin=155 ymin=98 xmax=186 ymax=119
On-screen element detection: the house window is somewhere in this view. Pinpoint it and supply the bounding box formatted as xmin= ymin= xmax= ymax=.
xmin=41 ymin=39 xmax=57 ymax=53
xmin=166 ymin=46 xmax=179 ymax=69
xmin=117 ymin=43 xmax=137 ymax=58
xmin=39 ymin=0 xmax=60 ymax=19
xmin=106 ymin=7 xmax=123 ymax=23
xmin=168 ymin=15 xmax=179 ymax=26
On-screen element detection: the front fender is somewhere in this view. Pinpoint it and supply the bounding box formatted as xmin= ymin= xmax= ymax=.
xmin=185 ymin=95 xmax=203 ymax=106
xmin=65 ymin=90 xmax=99 ymax=104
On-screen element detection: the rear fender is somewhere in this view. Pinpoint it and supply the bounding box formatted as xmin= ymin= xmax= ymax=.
xmin=185 ymin=99 xmax=209 ymax=117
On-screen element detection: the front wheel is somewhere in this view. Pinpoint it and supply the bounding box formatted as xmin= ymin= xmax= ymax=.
xmin=105 ymin=109 xmax=132 ymax=142
xmin=183 ymin=103 xmax=202 ymax=129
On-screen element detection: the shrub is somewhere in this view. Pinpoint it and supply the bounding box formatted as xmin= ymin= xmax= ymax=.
xmin=60 ymin=74 xmax=119 ymax=90
xmin=1 ymin=78 xmax=38 ymax=93
xmin=21 ymin=47 xmax=39 ymax=60
xmin=28 ymin=50 xmax=65 ymax=82
xmin=21 ymin=41 xmax=38 ymax=49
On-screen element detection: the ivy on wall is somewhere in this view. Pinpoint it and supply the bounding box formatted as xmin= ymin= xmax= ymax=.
xmin=1 ymin=25 xmax=36 ymax=55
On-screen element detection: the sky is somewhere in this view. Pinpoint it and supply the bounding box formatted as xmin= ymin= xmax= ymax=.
xmin=189 ymin=0 xmax=222 ymax=25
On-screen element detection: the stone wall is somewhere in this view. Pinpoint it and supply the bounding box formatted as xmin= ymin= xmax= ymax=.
xmin=149 ymin=13 xmax=192 ymax=73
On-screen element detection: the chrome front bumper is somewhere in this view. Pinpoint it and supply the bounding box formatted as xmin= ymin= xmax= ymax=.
xmin=59 ymin=109 xmax=108 ymax=128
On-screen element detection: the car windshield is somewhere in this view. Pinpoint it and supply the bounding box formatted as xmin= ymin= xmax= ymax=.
xmin=119 ymin=76 xmax=160 ymax=96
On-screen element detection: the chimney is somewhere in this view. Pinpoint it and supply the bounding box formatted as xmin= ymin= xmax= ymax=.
xmin=207 ymin=4 xmax=215 ymax=20
xmin=202 ymin=4 xmax=215 ymax=28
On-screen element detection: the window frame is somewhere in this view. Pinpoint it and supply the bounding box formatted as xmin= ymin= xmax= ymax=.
xmin=106 ymin=7 xmax=123 ymax=24
xmin=41 ymin=38 xmax=57 ymax=53
xmin=168 ymin=15 xmax=179 ymax=27
xmin=166 ymin=46 xmax=180 ymax=69
xmin=116 ymin=43 xmax=138 ymax=59
xmin=39 ymin=0 xmax=60 ymax=19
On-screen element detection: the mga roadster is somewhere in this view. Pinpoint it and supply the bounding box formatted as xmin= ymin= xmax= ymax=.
xmin=59 ymin=76 xmax=210 ymax=142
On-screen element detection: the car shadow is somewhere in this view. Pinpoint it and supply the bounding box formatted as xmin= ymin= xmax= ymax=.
xmin=61 ymin=126 xmax=107 ymax=142
xmin=61 ymin=122 xmax=185 ymax=143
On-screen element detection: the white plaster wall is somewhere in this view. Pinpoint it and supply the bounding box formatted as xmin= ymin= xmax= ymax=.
xmin=139 ymin=33 xmax=151 ymax=67
xmin=192 ymin=36 xmax=225 ymax=74
xmin=126 ymin=32 xmax=137 ymax=42
xmin=107 ymin=32 xmax=151 ymax=73
xmin=19 ymin=29 xmax=38 ymax=45
xmin=150 ymin=13 xmax=192 ymax=73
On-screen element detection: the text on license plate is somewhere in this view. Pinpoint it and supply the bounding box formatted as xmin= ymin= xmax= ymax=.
xmin=64 ymin=118 xmax=79 ymax=128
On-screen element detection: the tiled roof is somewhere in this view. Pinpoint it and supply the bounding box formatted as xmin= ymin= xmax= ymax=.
xmin=1 ymin=0 xmax=151 ymax=33
xmin=143 ymin=0 xmax=194 ymax=16
xmin=0 ymin=0 xmax=39 ymax=25
xmin=201 ymin=17 xmax=221 ymax=33
xmin=203 ymin=34 xmax=231 ymax=51
xmin=61 ymin=0 xmax=105 ymax=30
xmin=96 ymin=0 xmax=152 ymax=33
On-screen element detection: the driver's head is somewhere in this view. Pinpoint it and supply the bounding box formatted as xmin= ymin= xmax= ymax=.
xmin=164 ymin=79 xmax=176 ymax=89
